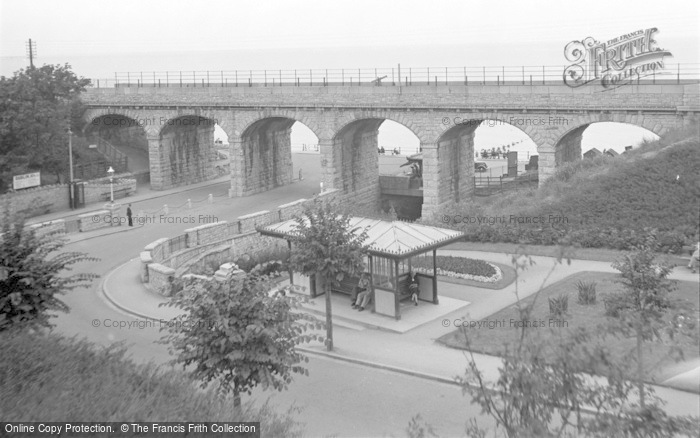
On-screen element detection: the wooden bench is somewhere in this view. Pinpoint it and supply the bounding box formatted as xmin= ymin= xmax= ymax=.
xmin=330 ymin=276 xmax=361 ymax=296
xmin=396 ymin=275 xmax=415 ymax=302
xmin=375 ymin=275 xmax=417 ymax=302
xmin=103 ymin=188 xmax=130 ymax=201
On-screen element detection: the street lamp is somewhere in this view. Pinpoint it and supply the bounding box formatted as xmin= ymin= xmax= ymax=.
xmin=68 ymin=129 xmax=74 ymax=183
xmin=68 ymin=129 xmax=74 ymax=208
xmin=107 ymin=166 xmax=115 ymax=203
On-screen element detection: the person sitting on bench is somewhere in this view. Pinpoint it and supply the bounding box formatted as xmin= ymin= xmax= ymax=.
xmin=353 ymin=273 xmax=372 ymax=312
xmin=350 ymin=272 xmax=369 ymax=306
xmin=408 ymin=271 xmax=419 ymax=306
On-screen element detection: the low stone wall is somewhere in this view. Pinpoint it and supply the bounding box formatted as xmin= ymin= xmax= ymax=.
xmin=144 ymin=237 xmax=170 ymax=263
xmin=78 ymin=210 xmax=111 ymax=232
xmin=185 ymin=221 xmax=229 ymax=246
xmin=148 ymin=263 xmax=176 ymax=296
xmin=76 ymin=204 xmax=122 ymax=232
xmin=29 ymin=219 xmax=66 ymax=237
xmin=140 ymin=189 xmax=340 ymax=296
xmin=237 ymin=211 xmax=273 ymax=234
xmin=277 ymin=199 xmax=307 ymax=222
xmin=140 ymin=251 xmax=153 ymax=282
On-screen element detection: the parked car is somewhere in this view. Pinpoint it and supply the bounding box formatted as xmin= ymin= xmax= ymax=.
xmin=474 ymin=162 xmax=488 ymax=172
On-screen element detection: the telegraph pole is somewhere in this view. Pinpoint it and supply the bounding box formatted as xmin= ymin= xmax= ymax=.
xmin=26 ymin=39 xmax=36 ymax=68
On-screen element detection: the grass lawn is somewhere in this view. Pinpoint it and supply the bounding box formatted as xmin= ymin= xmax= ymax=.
xmin=438 ymin=271 xmax=700 ymax=383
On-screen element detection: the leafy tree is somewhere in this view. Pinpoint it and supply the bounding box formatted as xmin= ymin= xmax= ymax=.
xmin=287 ymin=197 xmax=369 ymax=351
xmin=0 ymin=64 xmax=90 ymax=190
xmin=0 ymin=211 xmax=98 ymax=331
xmin=608 ymin=231 xmax=696 ymax=408
xmin=160 ymin=263 xmax=322 ymax=412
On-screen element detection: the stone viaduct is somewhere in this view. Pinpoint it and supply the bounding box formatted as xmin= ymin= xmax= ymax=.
xmin=81 ymin=81 xmax=699 ymax=219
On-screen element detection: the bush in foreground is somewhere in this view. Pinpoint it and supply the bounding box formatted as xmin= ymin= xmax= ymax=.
xmin=0 ymin=330 xmax=303 ymax=437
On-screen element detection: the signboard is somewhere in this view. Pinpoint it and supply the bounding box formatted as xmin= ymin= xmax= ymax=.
xmin=88 ymin=144 xmax=98 ymax=149
xmin=13 ymin=172 xmax=41 ymax=190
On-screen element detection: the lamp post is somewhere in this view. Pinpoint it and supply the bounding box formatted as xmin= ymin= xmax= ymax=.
xmin=107 ymin=166 xmax=115 ymax=203
xmin=68 ymin=129 xmax=74 ymax=183
xmin=68 ymin=129 xmax=74 ymax=208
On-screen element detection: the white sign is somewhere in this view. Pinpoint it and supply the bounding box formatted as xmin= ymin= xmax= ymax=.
xmin=13 ymin=172 xmax=41 ymax=190
xmin=88 ymin=144 xmax=98 ymax=149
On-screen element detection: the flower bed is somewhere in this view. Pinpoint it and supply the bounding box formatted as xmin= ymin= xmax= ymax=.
xmin=412 ymin=255 xmax=502 ymax=283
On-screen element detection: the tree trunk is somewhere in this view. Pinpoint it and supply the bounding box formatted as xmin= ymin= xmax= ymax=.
xmin=325 ymin=274 xmax=333 ymax=351
xmin=233 ymin=386 xmax=242 ymax=417
xmin=637 ymin=324 xmax=645 ymax=408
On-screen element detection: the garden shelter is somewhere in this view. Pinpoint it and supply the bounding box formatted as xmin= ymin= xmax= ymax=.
xmin=257 ymin=217 xmax=464 ymax=319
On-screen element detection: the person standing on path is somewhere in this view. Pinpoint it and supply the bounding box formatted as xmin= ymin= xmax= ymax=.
xmin=689 ymin=242 xmax=700 ymax=274
xmin=126 ymin=204 xmax=133 ymax=227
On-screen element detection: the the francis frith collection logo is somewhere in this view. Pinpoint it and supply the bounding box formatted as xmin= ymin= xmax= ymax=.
xmin=563 ymin=28 xmax=673 ymax=90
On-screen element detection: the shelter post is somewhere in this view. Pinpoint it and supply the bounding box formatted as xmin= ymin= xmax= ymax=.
xmin=394 ymin=259 xmax=400 ymax=320
xmin=287 ymin=240 xmax=293 ymax=284
xmin=432 ymin=249 xmax=439 ymax=304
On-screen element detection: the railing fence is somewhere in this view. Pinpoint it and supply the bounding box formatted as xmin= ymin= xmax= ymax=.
xmin=85 ymin=63 xmax=700 ymax=88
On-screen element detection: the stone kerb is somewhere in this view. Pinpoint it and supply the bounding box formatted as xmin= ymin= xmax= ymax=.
xmin=237 ymin=210 xmax=273 ymax=234
xmin=78 ymin=210 xmax=112 ymax=232
xmin=147 ymin=263 xmax=176 ymax=296
xmin=184 ymin=221 xmax=229 ymax=247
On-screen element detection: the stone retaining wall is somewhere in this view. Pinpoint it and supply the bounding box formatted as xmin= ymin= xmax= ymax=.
xmin=1 ymin=185 xmax=69 ymax=219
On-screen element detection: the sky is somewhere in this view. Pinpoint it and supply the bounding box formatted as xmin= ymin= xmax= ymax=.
xmin=1 ymin=0 xmax=697 ymax=153
xmin=1 ymin=0 xmax=697 ymax=75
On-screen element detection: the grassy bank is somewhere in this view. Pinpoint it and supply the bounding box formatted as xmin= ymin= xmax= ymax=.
xmin=425 ymin=126 xmax=700 ymax=254
xmin=0 ymin=330 xmax=303 ymax=437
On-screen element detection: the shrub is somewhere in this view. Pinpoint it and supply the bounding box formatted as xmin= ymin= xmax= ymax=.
xmin=576 ymin=280 xmax=597 ymax=305
xmin=233 ymin=253 xmax=256 ymax=272
xmin=1 ymin=213 xmax=98 ymax=332
xmin=602 ymin=292 xmax=628 ymax=317
xmin=548 ymin=294 xmax=569 ymax=317
xmin=235 ymin=246 xmax=290 ymax=273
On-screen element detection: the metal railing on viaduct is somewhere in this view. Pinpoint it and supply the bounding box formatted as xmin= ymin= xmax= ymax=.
xmin=87 ymin=64 xmax=700 ymax=88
